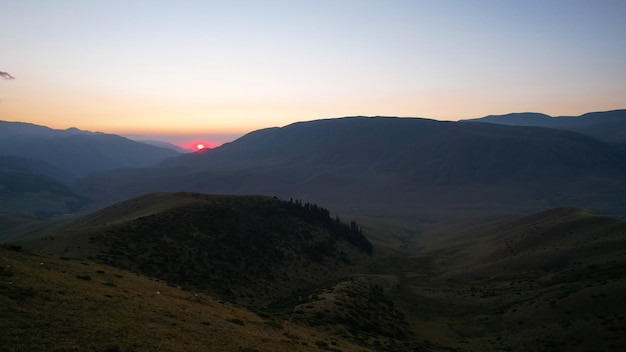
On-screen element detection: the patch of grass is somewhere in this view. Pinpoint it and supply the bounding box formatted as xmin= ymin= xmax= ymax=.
xmin=0 ymin=246 xmax=373 ymax=352
xmin=264 ymin=320 xmax=284 ymax=329
xmin=315 ymin=340 xmax=329 ymax=349
xmin=239 ymin=348 xmax=260 ymax=352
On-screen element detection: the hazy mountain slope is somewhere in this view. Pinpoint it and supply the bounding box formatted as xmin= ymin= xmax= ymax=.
xmin=0 ymin=156 xmax=87 ymax=217
xmin=0 ymin=155 xmax=73 ymax=183
xmin=137 ymin=139 xmax=190 ymax=153
xmin=392 ymin=207 xmax=626 ymax=351
xmin=0 ymin=213 xmax=50 ymax=241
xmin=77 ymin=116 xmax=626 ymax=217
xmin=419 ymin=207 xmax=626 ymax=280
xmin=16 ymin=193 xmax=373 ymax=307
xmin=472 ymin=109 xmax=626 ymax=142
xmin=0 ymin=245 xmax=377 ymax=352
xmin=0 ymin=120 xmax=181 ymax=181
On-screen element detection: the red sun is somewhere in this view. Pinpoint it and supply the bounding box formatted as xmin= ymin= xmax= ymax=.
xmin=196 ymin=143 xmax=206 ymax=150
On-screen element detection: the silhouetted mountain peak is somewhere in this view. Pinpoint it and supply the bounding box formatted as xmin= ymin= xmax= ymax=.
xmin=471 ymin=109 xmax=626 ymax=142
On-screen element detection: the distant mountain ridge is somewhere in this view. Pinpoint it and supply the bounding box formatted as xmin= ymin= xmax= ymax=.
xmin=78 ymin=115 xmax=626 ymax=217
xmin=4 ymin=111 xmax=626 ymax=218
xmin=0 ymin=120 xmax=181 ymax=183
xmin=0 ymin=120 xmax=94 ymax=138
xmin=470 ymin=109 xmax=626 ymax=143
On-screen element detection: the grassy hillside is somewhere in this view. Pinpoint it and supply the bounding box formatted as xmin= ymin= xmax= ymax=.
xmin=378 ymin=208 xmax=626 ymax=351
xmin=0 ymin=245 xmax=375 ymax=352
xmin=6 ymin=193 xmax=441 ymax=352
xmin=7 ymin=194 xmax=626 ymax=351
xmin=0 ymin=213 xmax=72 ymax=242
xmin=16 ymin=193 xmax=374 ymax=307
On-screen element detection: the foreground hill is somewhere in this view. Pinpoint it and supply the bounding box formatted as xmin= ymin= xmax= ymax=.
xmin=6 ymin=196 xmax=625 ymax=351
xmin=11 ymin=192 xmax=439 ymax=351
xmin=0 ymin=245 xmax=377 ymax=352
xmin=0 ymin=120 xmax=181 ymax=182
xmin=471 ymin=109 xmax=626 ymax=143
xmin=16 ymin=193 xmax=373 ymax=307
xmin=78 ymin=116 xmax=626 ymax=217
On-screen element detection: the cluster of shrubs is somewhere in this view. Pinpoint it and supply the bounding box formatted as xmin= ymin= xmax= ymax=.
xmin=285 ymin=199 xmax=373 ymax=255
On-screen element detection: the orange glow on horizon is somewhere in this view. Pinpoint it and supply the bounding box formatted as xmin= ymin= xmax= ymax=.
xmin=179 ymin=140 xmax=221 ymax=151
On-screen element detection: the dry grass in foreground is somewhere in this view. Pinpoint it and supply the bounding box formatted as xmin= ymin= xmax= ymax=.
xmin=0 ymin=245 xmax=372 ymax=352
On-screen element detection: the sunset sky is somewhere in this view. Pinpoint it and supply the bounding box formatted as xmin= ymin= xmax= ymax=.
xmin=1 ymin=0 xmax=625 ymax=147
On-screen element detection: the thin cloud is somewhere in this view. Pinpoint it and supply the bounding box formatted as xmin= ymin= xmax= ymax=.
xmin=1 ymin=71 xmax=15 ymax=80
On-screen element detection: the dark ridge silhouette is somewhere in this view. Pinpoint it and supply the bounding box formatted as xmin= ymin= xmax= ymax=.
xmin=471 ymin=109 xmax=626 ymax=142
xmin=0 ymin=120 xmax=181 ymax=181
xmin=78 ymin=116 xmax=626 ymax=217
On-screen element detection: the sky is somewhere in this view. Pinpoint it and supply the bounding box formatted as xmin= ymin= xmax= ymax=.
xmin=1 ymin=0 xmax=625 ymax=148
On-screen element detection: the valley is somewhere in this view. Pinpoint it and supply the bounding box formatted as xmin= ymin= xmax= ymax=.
xmin=1 ymin=111 xmax=626 ymax=351
xmin=3 ymin=194 xmax=626 ymax=351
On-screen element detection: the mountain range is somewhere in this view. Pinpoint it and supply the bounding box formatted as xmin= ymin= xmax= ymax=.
xmin=471 ymin=109 xmax=626 ymax=143
xmin=77 ymin=111 xmax=626 ymax=218
xmin=0 ymin=120 xmax=181 ymax=183
xmin=2 ymin=110 xmax=626 ymax=351
xmin=0 ymin=120 xmax=182 ymax=216
xmin=4 ymin=109 xmax=625 ymax=218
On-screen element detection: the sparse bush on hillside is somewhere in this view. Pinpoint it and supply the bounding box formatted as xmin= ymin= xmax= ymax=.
xmin=315 ymin=340 xmax=330 ymax=349
xmin=226 ymin=318 xmax=245 ymax=325
xmin=263 ymin=320 xmax=284 ymax=329
xmin=8 ymin=244 xmax=22 ymax=251
xmin=1 ymin=265 xmax=14 ymax=277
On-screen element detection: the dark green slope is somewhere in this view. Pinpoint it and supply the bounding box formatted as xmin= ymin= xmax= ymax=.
xmin=17 ymin=192 xmax=373 ymax=307
xmin=398 ymin=207 xmax=626 ymax=351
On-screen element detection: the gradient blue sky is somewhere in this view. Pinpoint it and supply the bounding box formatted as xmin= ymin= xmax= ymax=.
xmin=1 ymin=0 xmax=625 ymax=147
